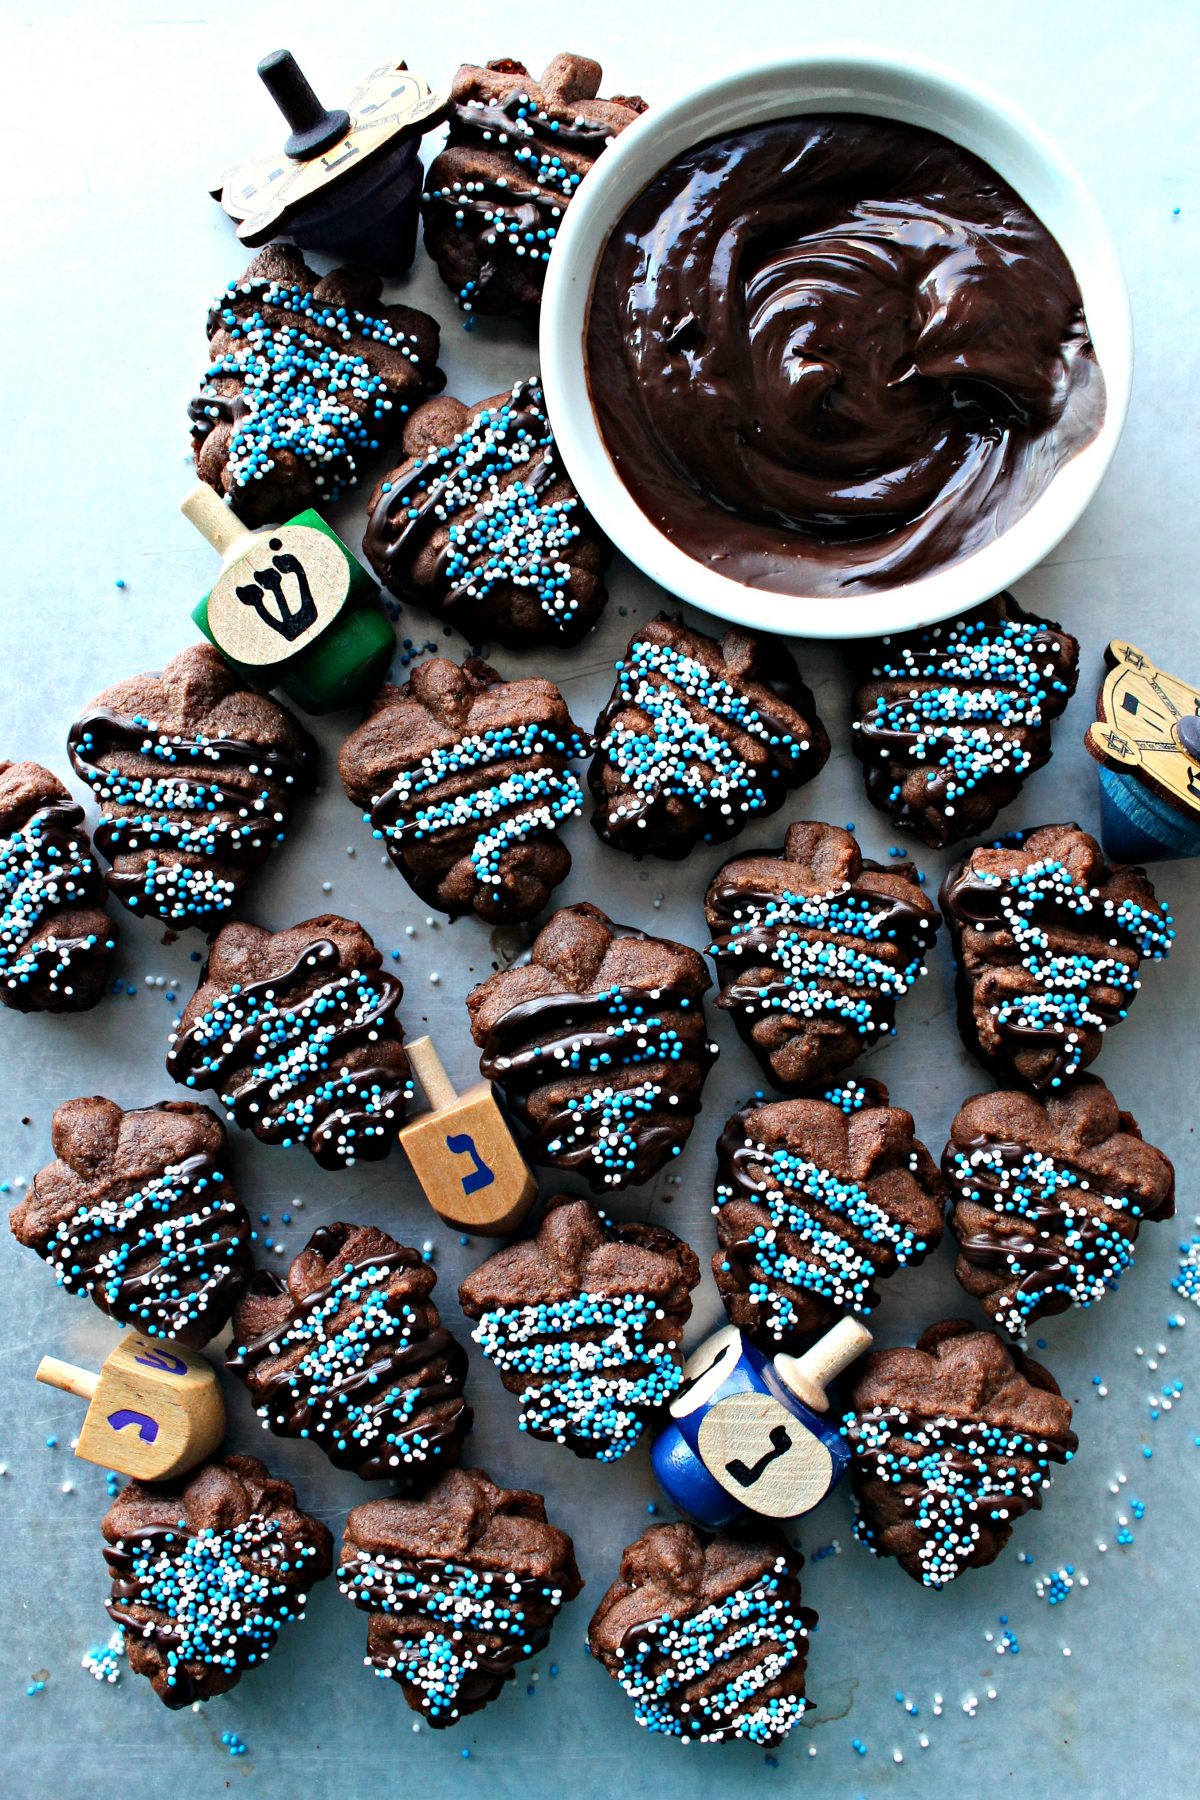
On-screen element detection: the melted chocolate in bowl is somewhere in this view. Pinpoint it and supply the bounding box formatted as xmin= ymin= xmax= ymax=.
xmin=585 ymin=115 xmax=1106 ymax=596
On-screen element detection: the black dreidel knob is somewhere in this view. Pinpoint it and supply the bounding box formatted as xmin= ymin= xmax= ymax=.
xmin=257 ymin=49 xmax=351 ymax=159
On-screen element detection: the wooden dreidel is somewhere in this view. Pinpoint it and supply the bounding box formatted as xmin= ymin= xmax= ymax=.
xmin=399 ymin=1036 xmax=537 ymax=1236
xmin=650 ymin=1318 xmax=873 ymax=1530
xmin=182 ymin=483 xmax=394 ymax=714
xmin=36 ymin=1332 xmax=225 ymax=1482
xmin=211 ymin=50 xmax=446 ymax=275
xmin=1085 ymin=639 xmax=1200 ymax=861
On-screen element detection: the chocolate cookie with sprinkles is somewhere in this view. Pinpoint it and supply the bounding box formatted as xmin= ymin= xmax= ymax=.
xmin=589 ymin=613 xmax=829 ymax=859
xmin=459 ymin=1195 xmax=700 ymax=1463
xmin=228 ymin=1222 xmax=472 ymax=1486
xmin=338 ymin=1467 xmax=582 ymax=1725
xmin=422 ymin=55 xmax=646 ymax=320
xmin=848 ymin=592 xmax=1080 ymax=848
xmin=843 ymin=1319 xmax=1077 ymax=1587
xmin=167 ymin=914 xmax=412 ymax=1169
xmin=706 ymin=821 xmax=940 ymax=1092
xmin=10 ymin=1096 xmax=252 ymax=1347
xmin=191 ymin=244 xmax=443 ymax=526
xmin=941 ymin=822 xmax=1174 ymax=1091
xmin=588 ymin=1521 xmax=815 ymax=1746
xmin=362 ymin=378 xmax=611 ymax=648
xmin=0 ymin=760 xmax=116 ymax=1013
xmin=103 ymin=1453 xmax=333 ymax=1706
xmin=712 ymin=1080 xmax=945 ymax=1353
xmin=466 ymin=901 xmax=718 ymax=1190
xmin=339 ymin=655 xmax=589 ymax=923
xmin=943 ymin=1077 xmax=1175 ymax=1339
xmin=67 ymin=645 xmax=315 ymax=931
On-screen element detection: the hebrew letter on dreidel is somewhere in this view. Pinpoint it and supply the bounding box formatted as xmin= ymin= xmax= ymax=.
xmin=36 ymin=1331 xmax=225 ymax=1482
xmin=399 ymin=1036 xmax=536 ymax=1235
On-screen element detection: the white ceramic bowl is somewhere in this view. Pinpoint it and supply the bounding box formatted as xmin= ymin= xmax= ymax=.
xmin=540 ymin=50 xmax=1132 ymax=639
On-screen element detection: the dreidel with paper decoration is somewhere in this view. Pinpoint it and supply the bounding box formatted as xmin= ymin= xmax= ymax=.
xmin=1085 ymin=638 xmax=1200 ymax=862
xmin=650 ymin=1318 xmax=872 ymax=1529
xmin=35 ymin=1331 xmax=225 ymax=1482
xmin=182 ymin=482 xmax=395 ymax=714
xmin=399 ymin=1035 xmax=537 ymax=1236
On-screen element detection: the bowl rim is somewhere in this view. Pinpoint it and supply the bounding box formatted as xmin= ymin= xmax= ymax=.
xmin=539 ymin=47 xmax=1133 ymax=640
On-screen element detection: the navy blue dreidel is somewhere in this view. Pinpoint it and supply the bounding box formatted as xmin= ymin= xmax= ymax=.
xmin=1085 ymin=639 xmax=1200 ymax=862
xmin=651 ymin=1317 xmax=872 ymax=1528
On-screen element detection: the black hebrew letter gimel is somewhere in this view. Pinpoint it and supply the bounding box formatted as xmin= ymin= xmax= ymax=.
xmin=235 ymin=537 xmax=318 ymax=642
xmin=726 ymin=1423 xmax=793 ymax=1488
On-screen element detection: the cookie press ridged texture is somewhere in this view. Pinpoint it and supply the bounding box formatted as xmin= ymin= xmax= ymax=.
xmin=0 ymin=759 xmax=116 ymax=1013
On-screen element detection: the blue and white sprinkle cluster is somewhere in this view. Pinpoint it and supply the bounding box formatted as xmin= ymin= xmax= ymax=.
xmin=82 ymin=1628 xmax=125 ymax=1684
xmin=0 ymin=806 xmax=110 ymax=998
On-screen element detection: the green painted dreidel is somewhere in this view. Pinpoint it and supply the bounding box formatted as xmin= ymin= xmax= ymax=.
xmin=399 ymin=1036 xmax=537 ymax=1235
xmin=182 ymin=482 xmax=395 ymax=714
xmin=36 ymin=1332 xmax=226 ymax=1481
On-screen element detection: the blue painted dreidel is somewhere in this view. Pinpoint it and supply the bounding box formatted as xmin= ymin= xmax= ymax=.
xmin=211 ymin=50 xmax=446 ymax=275
xmin=1085 ymin=639 xmax=1200 ymax=861
xmin=35 ymin=1333 xmax=225 ymax=1481
xmin=182 ymin=483 xmax=394 ymax=714
xmin=651 ymin=1317 xmax=872 ymax=1528
xmin=399 ymin=1036 xmax=537 ymax=1236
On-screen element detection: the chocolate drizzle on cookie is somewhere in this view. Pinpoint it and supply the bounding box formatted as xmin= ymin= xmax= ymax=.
xmin=0 ymin=775 xmax=116 ymax=1013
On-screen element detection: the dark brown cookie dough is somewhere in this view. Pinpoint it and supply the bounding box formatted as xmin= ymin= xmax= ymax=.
xmin=940 ymin=823 xmax=1174 ymax=1091
xmin=102 ymin=1453 xmax=333 ymax=1707
xmin=339 ymin=655 xmax=589 ymax=922
xmin=944 ymin=1077 xmax=1175 ymax=1339
xmin=843 ymin=1319 xmax=1077 ymax=1587
xmin=190 ymin=244 xmax=444 ymax=525
xmin=714 ymin=1080 xmax=945 ymax=1351
xmin=67 ymin=645 xmax=316 ymax=931
xmin=338 ymin=1467 xmax=582 ymax=1725
xmin=588 ymin=1521 xmax=815 ymax=1746
xmin=362 ymin=378 xmax=611 ymax=647
xmin=228 ymin=1222 xmax=471 ymax=1485
xmin=10 ymin=1097 xmax=251 ymax=1347
xmin=458 ymin=1194 xmax=700 ymax=1462
xmin=167 ymin=914 xmax=411 ymax=1169
xmin=589 ymin=613 xmax=829 ymax=859
xmin=422 ymin=56 xmax=646 ymax=320
xmin=0 ymin=760 xmax=116 ymax=1013
xmin=467 ymin=901 xmax=717 ymax=1189
xmin=849 ymin=593 xmax=1079 ymax=848
xmin=706 ymin=821 xmax=940 ymax=1092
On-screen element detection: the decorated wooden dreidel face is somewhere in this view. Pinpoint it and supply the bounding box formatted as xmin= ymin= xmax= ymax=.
xmin=398 ymin=1036 xmax=537 ymax=1236
xmin=650 ymin=1318 xmax=872 ymax=1529
xmin=1085 ymin=640 xmax=1200 ymax=862
xmin=211 ymin=50 xmax=446 ymax=275
xmin=182 ymin=484 xmax=394 ymax=714
xmin=36 ymin=1332 xmax=225 ymax=1481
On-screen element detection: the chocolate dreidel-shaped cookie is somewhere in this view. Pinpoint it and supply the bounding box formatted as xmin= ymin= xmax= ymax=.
xmin=363 ymin=379 xmax=611 ymax=648
xmin=339 ymin=655 xmax=590 ymax=922
xmin=458 ymin=1195 xmax=700 ymax=1462
xmin=102 ymin=1453 xmax=333 ymax=1707
xmin=466 ymin=901 xmax=718 ymax=1189
xmin=10 ymin=1097 xmax=252 ymax=1347
xmin=422 ymin=56 xmax=646 ymax=319
xmin=940 ymin=822 xmax=1174 ymax=1091
xmin=338 ymin=1467 xmax=582 ymax=1725
xmin=167 ymin=915 xmax=412 ymax=1169
xmin=944 ymin=1076 xmax=1175 ymax=1339
xmin=191 ymin=244 xmax=444 ymax=526
xmin=706 ymin=821 xmax=940 ymax=1092
xmin=589 ymin=612 xmax=829 ymax=860
xmin=843 ymin=1319 xmax=1077 ymax=1587
xmin=588 ymin=1521 xmax=815 ymax=1746
xmin=0 ymin=760 xmax=116 ymax=1013
xmin=36 ymin=1331 xmax=226 ymax=1483
xmin=229 ymin=1222 xmax=472 ymax=1485
xmin=713 ymin=1079 xmax=945 ymax=1351
xmin=849 ymin=593 xmax=1079 ymax=848
xmin=67 ymin=645 xmax=316 ymax=931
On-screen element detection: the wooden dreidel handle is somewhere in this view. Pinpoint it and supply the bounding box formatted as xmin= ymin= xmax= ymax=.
xmin=257 ymin=49 xmax=351 ymax=160
xmin=182 ymin=484 xmax=394 ymax=714
xmin=399 ymin=1036 xmax=537 ymax=1236
xmin=650 ymin=1320 xmax=873 ymax=1529
xmin=36 ymin=1332 xmax=225 ymax=1482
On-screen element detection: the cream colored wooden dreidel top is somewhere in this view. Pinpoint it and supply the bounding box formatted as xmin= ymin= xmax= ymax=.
xmin=36 ymin=1332 xmax=225 ymax=1482
xmin=399 ymin=1036 xmax=537 ymax=1235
